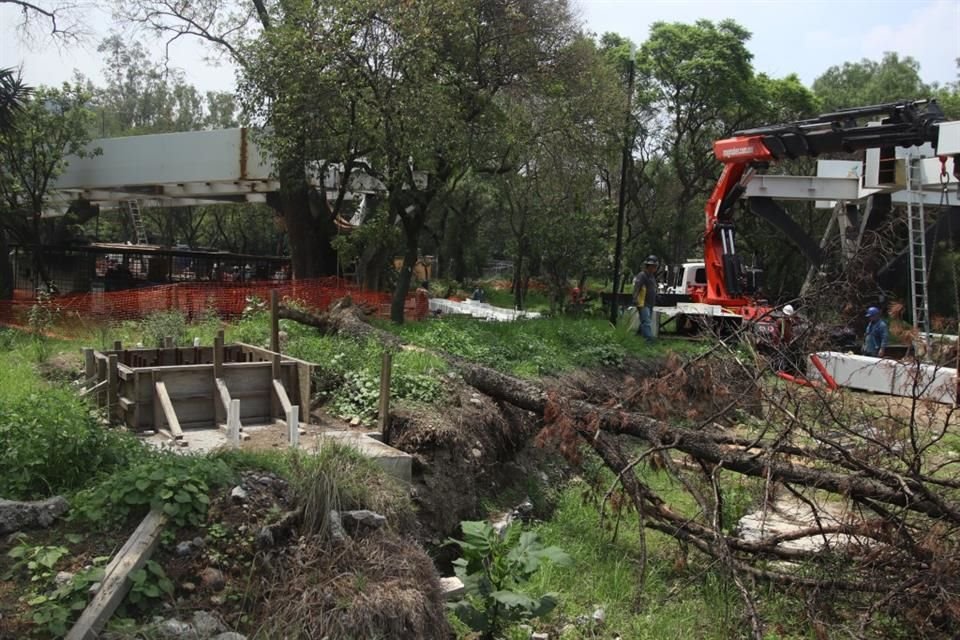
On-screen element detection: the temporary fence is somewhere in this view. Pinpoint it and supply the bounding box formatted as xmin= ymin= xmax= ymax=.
xmin=0 ymin=277 xmax=397 ymax=327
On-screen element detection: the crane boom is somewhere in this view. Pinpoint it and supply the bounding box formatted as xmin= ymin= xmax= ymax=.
xmin=699 ymin=99 xmax=948 ymax=308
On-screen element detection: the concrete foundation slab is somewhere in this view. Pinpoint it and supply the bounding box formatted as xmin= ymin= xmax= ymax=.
xmin=808 ymin=351 xmax=958 ymax=405
xmin=317 ymin=430 xmax=412 ymax=483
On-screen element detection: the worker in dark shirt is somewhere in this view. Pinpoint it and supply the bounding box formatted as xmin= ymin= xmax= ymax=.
xmin=863 ymin=306 xmax=889 ymax=357
xmin=632 ymin=255 xmax=659 ymax=343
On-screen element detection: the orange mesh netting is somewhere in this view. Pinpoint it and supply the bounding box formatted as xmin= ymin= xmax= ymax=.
xmin=0 ymin=278 xmax=398 ymax=328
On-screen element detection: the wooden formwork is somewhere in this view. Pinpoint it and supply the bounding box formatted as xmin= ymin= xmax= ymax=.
xmin=82 ymin=336 xmax=313 ymax=440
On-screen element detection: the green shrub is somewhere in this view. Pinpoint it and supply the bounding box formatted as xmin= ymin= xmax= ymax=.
xmin=0 ymin=390 xmax=147 ymax=500
xmin=140 ymin=309 xmax=188 ymax=347
xmin=446 ymin=520 xmax=572 ymax=639
xmin=71 ymin=453 xmax=233 ymax=528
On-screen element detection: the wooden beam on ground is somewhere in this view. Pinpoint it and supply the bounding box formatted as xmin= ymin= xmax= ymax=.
xmin=378 ymin=351 xmax=392 ymax=433
xmin=154 ymin=380 xmax=183 ymax=440
xmin=270 ymin=353 xmax=282 ymax=418
xmin=216 ymin=378 xmax=232 ymax=418
xmin=65 ymin=509 xmax=168 ymax=640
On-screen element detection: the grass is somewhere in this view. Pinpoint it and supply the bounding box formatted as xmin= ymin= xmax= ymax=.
xmin=520 ymin=480 xmax=808 ymax=640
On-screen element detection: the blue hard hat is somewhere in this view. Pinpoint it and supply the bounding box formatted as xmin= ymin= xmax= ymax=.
xmin=865 ymin=306 xmax=880 ymax=318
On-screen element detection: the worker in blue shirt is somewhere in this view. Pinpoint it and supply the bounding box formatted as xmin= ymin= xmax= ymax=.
xmin=862 ymin=306 xmax=889 ymax=357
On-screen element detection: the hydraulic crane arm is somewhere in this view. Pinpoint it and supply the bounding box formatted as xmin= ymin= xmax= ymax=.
xmin=701 ymin=99 xmax=948 ymax=307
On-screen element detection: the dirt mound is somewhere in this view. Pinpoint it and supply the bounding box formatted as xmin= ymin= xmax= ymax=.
xmin=253 ymin=532 xmax=447 ymax=639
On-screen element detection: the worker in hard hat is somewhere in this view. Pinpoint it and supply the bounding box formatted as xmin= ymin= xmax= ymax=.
xmin=632 ymin=255 xmax=659 ymax=343
xmin=862 ymin=306 xmax=888 ymax=358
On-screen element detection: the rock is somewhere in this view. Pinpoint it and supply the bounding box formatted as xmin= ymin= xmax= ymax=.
xmin=192 ymin=610 xmax=225 ymax=637
xmin=175 ymin=541 xmax=194 ymax=557
xmin=531 ymin=633 xmax=549 ymax=640
xmin=157 ymin=618 xmax=195 ymax=639
xmin=592 ymin=606 xmax=606 ymax=624
xmin=328 ymin=510 xmax=348 ymax=544
xmin=0 ymin=496 xmax=69 ymax=534
xmin=439 ymin=576 xmax=465 ymax=600
xmin=54 ymin=571 xmax=74 ymax=586
xmin=471 ymin=448 xmax=482 ymax=458
xmin=192 ymin=536 xmax=206 ymax=549
xmin=181 ymin=581 xmax=196 ymax=592
xmin=255 ymin=526 xmax=275 ymax=548
xmin=210 ymin=634 xmax=246 ymax=640
xmin=349 ymin=416 xmax=361 ymax=427
xmin=341 ymin=509 xmax=387 ymax=530
xmin=468 ymin=397 xmax=483 ymax=406
xmin=200 ymin=567 xmax=226 ymax=592
xmin=230 ymin=486 xmax=248 ymax=502
xmin=210 ymin=594 xmax=226 ymax=606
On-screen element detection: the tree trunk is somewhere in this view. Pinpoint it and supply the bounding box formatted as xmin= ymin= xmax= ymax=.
xmin=0 ymin=228 xmax=13 ymax=300
xmin=269 ymin=160 xmax=339 ymax=279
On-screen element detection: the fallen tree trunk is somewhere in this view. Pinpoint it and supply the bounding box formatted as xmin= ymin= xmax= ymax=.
xmin=281 ymin=303 xmax=960 ymax=632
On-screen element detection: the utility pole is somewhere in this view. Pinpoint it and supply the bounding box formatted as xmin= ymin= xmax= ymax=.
xmin=609 ymin=47 xmax=637 ymax=325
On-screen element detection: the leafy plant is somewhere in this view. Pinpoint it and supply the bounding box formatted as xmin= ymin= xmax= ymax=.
xmin=26 ymin=563 xmax=106 ymax=638
xmin=4 ymin=539 xmax=69 ymax=583
xmin=0 ymin=389 xmax=147 ymax=500
xmin=446 ymin=520 xmax=572 ymax=639
xmin=125 ymin=560 xmax=174 ymax=607
xmin=71 ymin=454 xmax=232 ymax=528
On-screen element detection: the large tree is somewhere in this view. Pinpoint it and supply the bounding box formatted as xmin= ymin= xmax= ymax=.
xmin=812 ymin=52 xmax=930 ymax=111
xmin=0 ymin=83 xmax=98 ymax=294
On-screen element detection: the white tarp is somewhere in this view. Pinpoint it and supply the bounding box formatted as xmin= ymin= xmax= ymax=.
xmin=428 ymin=298 xmax=541 ymax=322
xmin=808 ymin=351 xmax=958 ymax=405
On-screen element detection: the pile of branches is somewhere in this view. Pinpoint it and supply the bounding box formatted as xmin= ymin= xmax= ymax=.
xmin=280 ymin=301 xmax=960 ymax=638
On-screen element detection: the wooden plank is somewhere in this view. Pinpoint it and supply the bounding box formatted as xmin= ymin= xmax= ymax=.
xmin=273 ymin=379 xmax=292 ymax=415
xmin=227 ymin=399 xmax=241 ymax=447
xmin=79 ymin=379 xmax=107 ymax=398
xmin=154 ymin=381 xmax=183 ymax=439
xmin=378 ymin=351 xmax=392 ymax=433
xmin=65 ymin=510 xmax=168 ymax=640
xmin=297 ymin=362 xmax=312 ymax=412
xmin=287 ymin=405 xmax=299 ymax=448
xmin=271 ymin=354 xmax=281 ymax=418
xmin=213 ymin=334 xmax=224 ymax=378
xmin=235 ymin=342 xmax=313 ymax=367
xmin=107 ymin=355 xmax=118 ymax=422
xmin=96 ymin=357 xmax=107 ymax=408
xmin=270 ymin=289 xmax=280 ymax=353
xmin=83 ymin=348 xmax=95 ymax=387
xmin=133 ymin=373 xmax=141 ymax=429
xmin=113 ymin=340 xmax=122 ymax=352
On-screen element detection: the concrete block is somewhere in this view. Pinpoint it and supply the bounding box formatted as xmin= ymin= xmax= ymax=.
xmin=809 ymin=351 xmax=957 ymax=405
xmin=319 ymin=430 xmax=412 ymax=483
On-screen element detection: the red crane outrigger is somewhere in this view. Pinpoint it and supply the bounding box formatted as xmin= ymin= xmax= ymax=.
xmin=692 ymin=99 xmax=947 ymax=320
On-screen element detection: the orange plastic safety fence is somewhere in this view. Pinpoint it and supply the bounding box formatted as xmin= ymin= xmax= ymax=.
xmin=0 ymin=278 xmax=397 ymax=327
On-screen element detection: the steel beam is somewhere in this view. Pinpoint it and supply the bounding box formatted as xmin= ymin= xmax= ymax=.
xmin=745 ymin=175 xmax=861 ymax=201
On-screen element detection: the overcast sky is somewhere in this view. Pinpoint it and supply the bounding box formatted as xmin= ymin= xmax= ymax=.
xmin=1 ymin=0 xmax=958 ymax=95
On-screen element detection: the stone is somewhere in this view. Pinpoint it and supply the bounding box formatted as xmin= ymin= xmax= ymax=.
xmin=192 ymin=536 xmax=206 ymax=548
xmin=0 ymin=496 xmax=69 ymax=534
xmin=200 ymin=567 xmax=226 ymax=592
xmin=328 ymin=510 xmax=348 ymax=544
xmin=192 ymin=610 xmax=225 ymax=637
xmin=210 ymin=594 xmax=226 ymax=606
xmin=175 ymin=541 xmax=194 ymax=557
xmin=341 ymin=509 xmax=387 ymax=530
xmin=54 ymin=571 xmax=74 ymax=586
xmin=230 ymin=486 xmax=248 ymax=502
xmin=531 ymin=633 xmax=549 ymax=640
xmin=255 ymin=526 xmax=275 ymax=548
xmin=210 ymin=634 xmax=247 ymax=640
xmin=181 ymin=581 xmax=196 ymax=592
xmin=471 ymin=448 xmax=482 ymax=458
xmin=157 ymin=618 xmax=195 ymax=639
xmin=592 ymin=606 xmax=606 ymax=624
xmin=349 ymin=416 xmax=361 ymax=427
xmin=439 ymin=576 xmax=465 ymax=600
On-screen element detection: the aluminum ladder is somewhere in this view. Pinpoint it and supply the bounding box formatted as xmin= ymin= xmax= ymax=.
xmin=906 ymin=154 xmax=930 ymax=343
xmin=125 ymin=200 xmax=148 ymax=245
